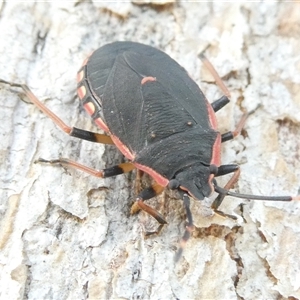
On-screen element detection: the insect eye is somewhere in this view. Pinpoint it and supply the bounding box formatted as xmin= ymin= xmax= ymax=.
xmin=168 ymin=179 xmax=180 ymax=190
xmin=209 ymin=164 xmax=218 ymax=175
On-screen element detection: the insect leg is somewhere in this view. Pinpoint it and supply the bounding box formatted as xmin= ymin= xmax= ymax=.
xmin=37 ymin=158 xmax=135 ymax=177
xmin=212 ymin=166 xmax=241 ymax=220
xmin=134 ymin=169 xmax=145 ymax=198
xmin=0 ymin=79 xmax=114 ymax=145
xmin=216 ymin=164 xmax=239 ymax=177
xmin=175 ymin=193 xmax=194 ymax=262
xmin=211 ymin=95 xmax=230 ymax=112
xmin=213 ymin=169 xmax=299 ymax=215
xmin=221 ymin=113 xmax=248 ymax=143
xmin=199 ymin=53 xmax=233 ymax=114
xmin=199 ymin=52 xmax=231 ymax=99
xmin=132 ymin=183 xmax=167 ymax=231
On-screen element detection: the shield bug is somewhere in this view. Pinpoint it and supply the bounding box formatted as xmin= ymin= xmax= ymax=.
xmin=1 ymin=41 xmax=299 ymax=261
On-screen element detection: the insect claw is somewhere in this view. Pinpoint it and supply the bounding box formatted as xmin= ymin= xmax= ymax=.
xmin=174 ymin=247 xmax=183 ymax=263
xmin=34 ymin=158 xmax=52 ymax=164
xmin=214 ymin=209 xmax=238 ymax=220
xmin=35 ymin=158 xmax=60 ymax=165
xmin=144 ymin=224 xmax=164 ymax=237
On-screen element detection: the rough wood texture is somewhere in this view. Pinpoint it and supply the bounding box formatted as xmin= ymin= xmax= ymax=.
xmin=0 ymin=2 xmax=299 ymax=299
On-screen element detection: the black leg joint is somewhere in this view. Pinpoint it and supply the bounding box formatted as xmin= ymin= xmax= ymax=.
xmin=103 ymin=165 xmax=124 ymax=178
xmin=221 ymin=132 xmax=234 ymax=143
xmin=211 ymin=95 xmax=230 ymax=112
xmin=216 ymin=164 xmax=239 ymax=177
xmin=70 ymin=127 xmax=98 ymax=142
xmin=138 ymin=186 xmax=157 ymax=201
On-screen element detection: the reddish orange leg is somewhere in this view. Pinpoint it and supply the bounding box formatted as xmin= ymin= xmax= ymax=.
xmin=221 ymin=114 xmax=248 ymax=143
xmin=0 ymin=79 xmax=114 ymax=145
xmin=198 ymin=52 xmax=232 ymax=115
xmin=199 ymin=53 xmax=231 ymax=99
xmin=132 ymin=183 xmax=167 ymax=235
xmin=39 ymin=156 xmax=166 ymax=228
xmin=199 ymin=53 xmax=249 ymax=140
xmin=221 ymin=105 xmax=261 ymax=143
xmin=37 ymin=158 xmax=135 ymax=178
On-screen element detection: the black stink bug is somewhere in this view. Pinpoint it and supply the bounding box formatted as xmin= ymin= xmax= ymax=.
xmin=2 ymin=41 xmax=299 ymax=261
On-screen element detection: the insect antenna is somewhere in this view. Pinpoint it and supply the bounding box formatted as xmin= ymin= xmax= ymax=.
xmin=214 ymin=185 xmax=300 ymax=201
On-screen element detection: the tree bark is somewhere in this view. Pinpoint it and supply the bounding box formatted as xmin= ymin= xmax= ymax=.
xmin=1 ymin=2 xmax=300 ymax=299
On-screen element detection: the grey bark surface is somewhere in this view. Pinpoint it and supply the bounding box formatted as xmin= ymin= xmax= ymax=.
xmin=0 ymin=2 xmax=300 ymax=300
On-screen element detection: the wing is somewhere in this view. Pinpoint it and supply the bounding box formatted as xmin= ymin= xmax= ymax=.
xmin=87 ymin=42 xmax=215 ymax=155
